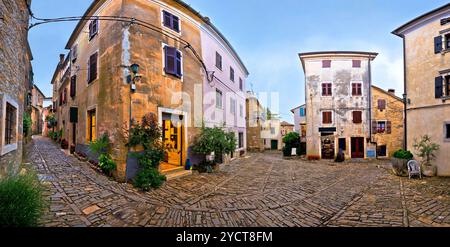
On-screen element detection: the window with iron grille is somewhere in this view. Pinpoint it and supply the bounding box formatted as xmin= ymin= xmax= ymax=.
xmin=4 ymin=103 xmax=17 ymax=145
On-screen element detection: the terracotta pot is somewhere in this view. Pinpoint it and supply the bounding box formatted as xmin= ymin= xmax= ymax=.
xmin=422 ymin=165 xmax=437 ymax=177
xmin=391 ymin=158 xmax=408 ymax=177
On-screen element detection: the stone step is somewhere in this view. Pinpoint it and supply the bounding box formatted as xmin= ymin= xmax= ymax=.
xmin=165 ymin=170 xmax=192 ymax=181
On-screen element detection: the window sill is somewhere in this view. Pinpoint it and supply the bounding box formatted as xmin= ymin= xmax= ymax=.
xmin=162 ymin=26 xmax=181 ymax=36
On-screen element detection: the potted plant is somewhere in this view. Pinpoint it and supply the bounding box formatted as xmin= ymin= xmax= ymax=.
xmin=70 ymin=144 xmax=76 ymax=154
xmin=282 ymin=132 xmax=300 ymax=157
xmin=392 ymin=149 xmax=414 ymax=176
xmin=60 ymin=139 xmax=69 ymax=149
xmin=413 ymin=135 xmax=440 ymax=177
xmin=192 ymin=126 xmax=232 ymax=172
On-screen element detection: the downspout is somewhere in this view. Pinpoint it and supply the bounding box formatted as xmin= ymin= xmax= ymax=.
xmin=368 ymin=57 xmax=373 ymax=142
xmin=402 ymin=36 xmax=408 ymax=150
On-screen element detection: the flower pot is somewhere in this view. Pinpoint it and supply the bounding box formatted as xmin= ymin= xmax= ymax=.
xmin=422 ymin=165 xmax=437 ymax=177
xmin=391 ymin=158 xmax=408 ymax=177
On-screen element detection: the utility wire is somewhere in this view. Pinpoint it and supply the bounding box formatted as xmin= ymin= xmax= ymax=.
xmin=25 ymin=1 xmax=214 ymax=82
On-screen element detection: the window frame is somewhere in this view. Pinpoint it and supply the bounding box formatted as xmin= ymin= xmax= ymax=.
xmin=351 ymin=82 xmax=363 ymax=96
xmin=215 ymin=89 xmax=223 ymax=109
xmin=88 ymin=17 xmax=99 ymax=41
xmin=162 ymin=44 xmax=183 ymax=79
xmin=1 ymin=95 xmax=19 ymax=156
xmin=230 ymin=66 xmax=235 ymax=82
xmin=162 ymin=10 xmax=181 ymax=33
xmin=87 ymin=52 xmax=98 ymax=84
xmin=445 ymin=122 xmax=450 ymax=142
xmin=378 ymin=99 xmax=387 ymax=111
xmin=352 ymin=60 xmax=361 ymax=68
xmin=322 ymin=83 xmax=332 ymax=96
xmin=215 ymin=52 xmax=222 ymax=71
xmin=239 ymin=78 xmax=243 ymax=91
xmin=322 ymin=60 xmax=331 ymax=68
xmin=322 ymin=111 xmax=333 ymax=125
xmin=352 ymin=111 xmax=363 ymax=124
xmin=376 ymin=120 xmax=387 ymax=134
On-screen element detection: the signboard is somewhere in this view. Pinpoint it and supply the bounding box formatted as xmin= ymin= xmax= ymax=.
xmin=319 ymin=127 xmax=337 ymax=133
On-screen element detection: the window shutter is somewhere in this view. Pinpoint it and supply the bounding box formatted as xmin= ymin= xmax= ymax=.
xmin=372 ymin=121 xmax=378 ymax=134
xmin=71 ymin=45 xmax=78 ymax=61
xmin=353 ymin=111 xmax=362 ymax=124
xmin=378 ymin=99 xmax=386 ymax=110
xmin=63 ymin=88 xmax=67 ymax=104
xmin=70 ymin=75 xmax=77 ymax=98
xmin=435 ymin=36 xmax=443 ymax=54
xmin=175 ymin=50 xmax=182 ymax=78
xmin=70 ymin=107 xmax=78 ymax=123
xmin=89 ymin=53 xmax=98 ymax=83
xmin=163 ymin=11 xmax=171 ymax=28
xmin=172 ymin=15 xmax=180 ymax=32
xmin=435 ymin=76 xmax=443 ymax=98
xmin=386 ymin=121 xmax=392 ymax=134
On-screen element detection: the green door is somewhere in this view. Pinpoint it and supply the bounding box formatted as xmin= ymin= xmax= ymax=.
xmin=271 ymin=140 xmax=278 ymax=150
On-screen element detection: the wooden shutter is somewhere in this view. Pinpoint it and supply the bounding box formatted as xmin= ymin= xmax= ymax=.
xmin=70 ymin=107 xmax=78 ymax=123
xmin=435 ymin=76 xmax=443 ymax=98
xmin=172 ymin=15 xmax=180 ymax=32
xmin=435 ymin=36 xmax=443 ymax=54
xmin=378 ymin=99 xmax=386 ymax=110
xmin=89 ymin=53 xmax=97 ymax=83
xmin=386 ymin=121 xmax=392 ymax=134
xmin=70 ymin=75 xmax=77 ymax=98
xmin=175 ymin=50 xmax=182 ymax=78
xmin=353 ymin=111 xmax=362 ymax=124
xmin=163 ymin=11 xmax=171 ymax=28
xmin=372 ymin=120 xmax=378 ymax=134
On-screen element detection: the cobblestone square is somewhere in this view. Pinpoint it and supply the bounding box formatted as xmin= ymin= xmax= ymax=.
xmin=26 ymin=136 xmax=450 ymax=227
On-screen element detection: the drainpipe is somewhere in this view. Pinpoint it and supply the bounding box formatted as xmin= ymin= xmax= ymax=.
xmin=368 ymin=57 xmax=373 ymax=142
xmin=402 ymin=37 xmax=408 ymax=150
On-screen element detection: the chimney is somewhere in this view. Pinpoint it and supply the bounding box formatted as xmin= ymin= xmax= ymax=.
xmin=59 ymin=54 xmax=65 ymax=64
xmin=388 ymin=89 xmax=395 ymax=95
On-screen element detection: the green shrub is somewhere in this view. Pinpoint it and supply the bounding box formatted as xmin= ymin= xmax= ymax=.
xmin=283 ymin=132 xmax=300 ymax=146
xmin=23 ymin=112 xmax=32 ymax=137
xmin=0 ymin=171 xmax=45 ymax=227
xmin=88 ymin=133 xmax=110 ymax=156
xmin=283 ymin=145 xmax=292 ymax=157
xmin=393 ymin=149 xmax=414 ymax=160
xmin=98 ymin=154 xmax=117 ymax=175
xmin=134 ymin=168 xmax=166 ymax=191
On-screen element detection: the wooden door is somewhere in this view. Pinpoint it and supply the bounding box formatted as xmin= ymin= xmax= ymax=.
xmin=163 ymin=119 xmax=182 ymax=166
xmin=351 ymin=137 xmax=364 ymax=159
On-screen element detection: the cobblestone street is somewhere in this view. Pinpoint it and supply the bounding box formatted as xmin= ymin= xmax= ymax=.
xmin=25 ymin=136 xmax=450 ymax=227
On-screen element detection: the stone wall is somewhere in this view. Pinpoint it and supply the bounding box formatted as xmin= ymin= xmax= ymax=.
xmin=0 ymin=0 xmax=31 ymax=176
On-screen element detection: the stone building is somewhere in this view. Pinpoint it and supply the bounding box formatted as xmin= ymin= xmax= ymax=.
xmin=246 ymin=91 xmax=266 ymax=152
xmin=262 ymin=119 xmax=282 ymax=150
xmin=51 ymin=0 xmax=248 ymax=181
xmin=393 ymin=3 xmax=450 ymax=175
xmin=299 ymin=51 xmax=378 ymax=160
xmin=280 ymin=121 xmax=294 ymax=138
xmin=31 ymin=85 xmax=45 ymax=135
xmin=0 ymin=0 xmax=32 ymax=175
xmin=371 ymin=86 xmax=404 ymax=158
xmin=291 ymin=104 xmax=306 ymax=142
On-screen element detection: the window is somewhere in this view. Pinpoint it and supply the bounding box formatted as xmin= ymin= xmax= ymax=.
xmin=353 ymin=111 xmax=362 ymax=124
xmin=338 ymin=138 xmax=346 ymax=151
xmin=300 ymin=107 xmax=305 ymax=117
xmin=377 ymin=121 xmax=386 ymax=133
xmin=435 ymin=36 xmax=443 ymax=54
xmin=216 ymin=52 xmax=222 ymax=70
xmin=352 ymin=60 xmax=361 ymax=68
xmin=71 ymin=45 xmax=78 ymax=62
xmin=446 ymin=123 xmax=450 ymax=140
xmin=89 ymin=18 xmax=99 ymax=40
xmin=270 ymin=127 xmax=275 ymax=135
xmin=70 ymin=75 xmax=77 ymax=98
xmin=352 ymin=83 xmax=362 ymax=96
xmin=378 ymin=99 xmax=386 ymax=110
xmin=4 ymin=103 xmax=17 ymax=145
xmin=240 ymin=104 xmax=243 ymax=117
xmin=238 ymin=132 xmax=244 ymax=148
xmin=230 ymin=67 xmax=235 ymax=82
xmin=446 ymin=76 xmax=450 ymax=96
xmin=87 ymin=109 xmax=96 ymax=142
xmin=59 ymin=92 xmax=63 ymax=106
xmin=239 ymin=78 xmax=243 ymax=91
xmin=162 ymin=10 xmax=180 ymax=33
xmin=322 ymin=60 xmax=331 ymax=68
xmin=446 ymin=33 xmax=450 ymax=50
xmin=435 ymin=76 xmax=444 ymax=98
xmin=230 ymin=98 xmax=236 ymax=115
xmin=216 ymin=89 xmax=223 ymax=109
xmin=164 ymin=46 xmax=182 ymax=78
xmin=377 ymin=145 xmax=387 ymax=157
xmin=322 ymin=111 xmax=332 ymax=124
xmin=63 ymin=88 xmax=67 ymax=104
xmin=88 ymin=52 xmax=98 ymax=83
xmin=322 ymin=83 xmax=332 ymax=96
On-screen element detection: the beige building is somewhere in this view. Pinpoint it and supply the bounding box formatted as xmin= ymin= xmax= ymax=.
xmin=246 ymin=91 xmax=266 ymax=152
xmin=0 ymin=0 xmax=32 ymax=175
xmin=299 ymin=51 xmax=378 ymax=160
xmin=31 ymin=85 xmax=45 ymax=135
xmin=393 ymin=3 xmax=450 ymax=176
xmin=371 ymin=86 xmax=404 ymax=158
xmin=51 ymin=0 xmax=248 ymax=181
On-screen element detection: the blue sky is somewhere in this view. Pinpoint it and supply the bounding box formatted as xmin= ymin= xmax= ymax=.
xmin=29 ymin=0 xmax=449 ymax=122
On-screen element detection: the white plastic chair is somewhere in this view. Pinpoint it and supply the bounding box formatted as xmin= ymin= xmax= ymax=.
xmin=407 ymin=160 xmax=422 ymax=179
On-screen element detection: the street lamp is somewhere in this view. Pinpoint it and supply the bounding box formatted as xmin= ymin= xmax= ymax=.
xmin=130 ymin=63 xmax=140 ymax=75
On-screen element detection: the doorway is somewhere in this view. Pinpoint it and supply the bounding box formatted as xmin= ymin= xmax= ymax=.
xmin=271 ymin=140 xmax=278 ymax=150
xmin=321 ymin=133 xmax=335 ymax=159
xmin=162 ymin=114 xmax=183 ymax=168
xmin=351 ymin=137 xmax=365 ymax=159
